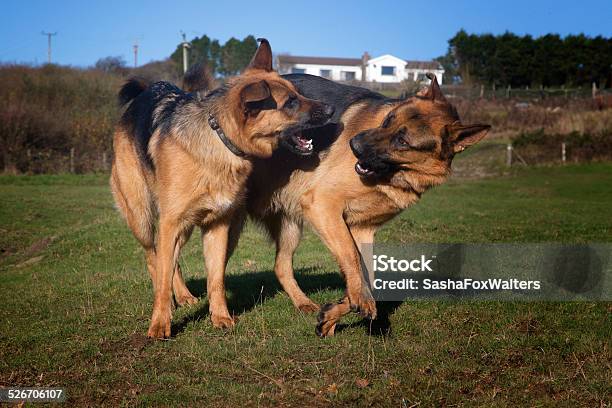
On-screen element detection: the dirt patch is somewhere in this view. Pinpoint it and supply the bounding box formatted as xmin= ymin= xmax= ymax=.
xmin=100 ymin=333 xmax=153 ymax=356
xmin=23 ymin=236 xmax=56 ymax=257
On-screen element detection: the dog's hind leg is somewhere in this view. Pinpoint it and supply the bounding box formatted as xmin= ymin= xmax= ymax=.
xmin=172 ymin=226 xmax=198 ymax=307
xmin=110 ymin=132 xmax=158 ymax=290
xmin=226 ymin=208 xmax=247 ymax=261
xmin=265 ymin=215 xmax=319 ymax=313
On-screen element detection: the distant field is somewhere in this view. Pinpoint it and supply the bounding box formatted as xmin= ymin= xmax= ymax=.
xmin=0 ymin=163 xmax=610 ymax=406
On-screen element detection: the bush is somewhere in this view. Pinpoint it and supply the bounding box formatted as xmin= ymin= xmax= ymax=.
xmin=0 ymin=61 xmax=186 ymax=174
xmin=0 ymin=64 xmax=123 ymax=173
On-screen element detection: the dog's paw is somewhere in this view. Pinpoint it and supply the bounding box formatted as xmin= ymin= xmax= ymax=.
xmin=349 ymin=287 xmax=377 ymax=320
xmin=352 ymin=298 xmax=377 ymax=320
xmin=297 ymin=300 xmax=320 ymax=314
xmin=211 ymin=313 xmax=235 ymax=329
xmin=175 ymin=294 xmax=199 ymax=307
xmin=315 ymin=303 xmax=340 ymax=337
xmin=147 ymin=309 xmax=172 ymax=339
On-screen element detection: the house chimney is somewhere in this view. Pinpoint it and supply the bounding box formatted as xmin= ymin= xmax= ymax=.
xmin=361 ymin=51 xmax=370 ymax=82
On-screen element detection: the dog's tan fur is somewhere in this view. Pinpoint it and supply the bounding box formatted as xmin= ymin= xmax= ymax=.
xmin=110 ymin=39 xmax=332 ymax=338
xmin=174 ymin=73 xmax=490 ymax=335
xmin=245 ymin=77 xmax=490 ymax=335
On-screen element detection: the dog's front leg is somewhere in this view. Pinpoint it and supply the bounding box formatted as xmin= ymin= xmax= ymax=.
xmin=301 ymin=193 xmax=377 ymax=336
xmin=148 ymin=217 xmax=181 ymax=338
xmin=202 ymin=219 xmax=235 ymax=329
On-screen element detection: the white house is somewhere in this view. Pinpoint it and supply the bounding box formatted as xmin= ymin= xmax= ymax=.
xmin=276 ymin=52 xmax=444 ymax=84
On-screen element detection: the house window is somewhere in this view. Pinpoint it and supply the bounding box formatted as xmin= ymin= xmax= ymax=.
xmin=381 ymin=66 xmax=395 ymax=76
xmin=319 ymin=69 xmax=331 ymax=79
xmin=342 ymin=71 xmax=356 ymax=81
xmin=291 ymin=67 xmax=306 ymax=74
xmin=416 ymin=73 xmax=428 ymax=82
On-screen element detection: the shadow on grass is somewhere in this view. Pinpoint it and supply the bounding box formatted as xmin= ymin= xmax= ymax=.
xmin=335 ymin=301 xmax=404 ymax=337
xmin=172 ymin=268 xmax=405 ymax=338
xmin=171 ymin=267 xmax=345 ymax=335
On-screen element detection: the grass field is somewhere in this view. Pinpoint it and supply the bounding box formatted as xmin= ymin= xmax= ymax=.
xmin=0 ymin=163 xmax=611 ymax=406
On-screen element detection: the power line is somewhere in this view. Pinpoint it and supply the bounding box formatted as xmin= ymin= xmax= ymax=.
xmin=41 ymin=31 xmax=57 ymax=64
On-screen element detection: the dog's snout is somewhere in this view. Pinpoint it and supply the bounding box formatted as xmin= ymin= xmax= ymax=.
xmin=309 ymin=103 xmax=335 ymax=125
xmin=350 ymin=136 xmax=363 ymax=156
xmin=323 ymin=103 xmax=335 ymax=118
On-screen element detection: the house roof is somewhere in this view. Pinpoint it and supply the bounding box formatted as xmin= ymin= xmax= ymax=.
xmin=277 ymin=55 xmax=362 ymax=66
xmin=405 ymin=60 xmax=443 ymax=70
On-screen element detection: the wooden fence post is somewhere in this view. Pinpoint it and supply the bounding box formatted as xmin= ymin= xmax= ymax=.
xmin=102 ymin=152 xmax=107 ymax=171
xmin=561 ymin=142 xmax=566 ymax=164
xmin=506 ymin=85 xmax=511 ymax=99
xmin=506 ymin=144 xmax=513 ymax=167
xmin=70 ymin=148 xmax=75 ymax=174
xmin=592 ymin=82 xmax=597 ymax=99
xmin=479 ymin=84 xmax=484 ymax=98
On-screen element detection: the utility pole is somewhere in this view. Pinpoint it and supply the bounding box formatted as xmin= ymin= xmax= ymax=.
xmin=133 ymin=41 xmax=139 ymax=68
xmin=41 ymin=31 xmax=57 ymax=64
xmin=180 ymin=31 xmax=190 ymax=73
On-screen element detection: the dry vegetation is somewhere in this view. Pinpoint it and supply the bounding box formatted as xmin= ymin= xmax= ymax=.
xmin=0 ymin=62 xmax=180 ymax=174
xmin=1 ymin=64 xmax=611 ymax=174
xmin=454 ymin=96 xmax=612 ymax=137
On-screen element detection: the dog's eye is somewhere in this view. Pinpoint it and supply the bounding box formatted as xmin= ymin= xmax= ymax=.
xmin=284 ymin=95 xmax=299 ymax=110
xmin=382 ymin=113 xmax=395 ymax=128
xmin=395 ymin=129 xmax=409 ymax=146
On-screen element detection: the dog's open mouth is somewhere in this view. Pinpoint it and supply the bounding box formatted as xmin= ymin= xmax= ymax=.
xmin=283 ymin=132 xmax=313 ymax=155
xmin=355 ymin=161 xmax=375 ymax=177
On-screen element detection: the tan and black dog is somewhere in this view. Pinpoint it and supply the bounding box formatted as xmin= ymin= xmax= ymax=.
xmin=110 ymin=39 xmax=333 ymax=338
xmin=180 ymin=70 xmax=489 ymax=336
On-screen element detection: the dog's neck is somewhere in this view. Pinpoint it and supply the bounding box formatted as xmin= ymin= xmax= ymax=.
xmin=168 ymin=96 xmax=251 ymax=174
xmin=206 ymin=113 xmax=248 ymax=158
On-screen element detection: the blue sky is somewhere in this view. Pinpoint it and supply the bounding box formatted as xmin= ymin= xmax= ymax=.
xmin=1 ymin=0 xmax=611 ymax=67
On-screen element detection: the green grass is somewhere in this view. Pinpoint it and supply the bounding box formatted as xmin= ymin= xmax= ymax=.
xmin=1 ymin=164 xmax=611 ymax=406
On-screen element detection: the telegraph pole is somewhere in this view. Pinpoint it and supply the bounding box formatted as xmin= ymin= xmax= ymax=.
xmin=180 ymin=31 xmax=190 ymax=73
xmin=41 ymin=31 xmax=57 ymax=64
xmin=133 ymin=41 xmax=139 ymax=68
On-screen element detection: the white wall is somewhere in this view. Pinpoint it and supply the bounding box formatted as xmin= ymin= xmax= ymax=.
xmin=366 ymin=55 xmax=409 ymax=83
xmin=281 ymin=63 xmax=362 ymax=81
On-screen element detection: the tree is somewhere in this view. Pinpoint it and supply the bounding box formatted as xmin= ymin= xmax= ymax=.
xmin=170 ymin=34 xmax=258 ymax=78
xmin=441 ymin=30 xmax=612 ymax=88
xmin=219 ymin=35 xmax=258 ymax=76
xmin=94 ymin=56 xmax=127 ymax=75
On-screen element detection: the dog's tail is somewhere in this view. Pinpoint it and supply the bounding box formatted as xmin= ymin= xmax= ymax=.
xmin=118 ymin=77 xmax=150 ymax=107
xmin=182 ymin=62 xmax=214 ymax=93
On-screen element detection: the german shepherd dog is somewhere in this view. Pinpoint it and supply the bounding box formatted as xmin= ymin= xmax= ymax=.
xmin=180 ymin=70 xmax=489 ymax=336
xmin=110 ymin=39 xmax=334 ymax=338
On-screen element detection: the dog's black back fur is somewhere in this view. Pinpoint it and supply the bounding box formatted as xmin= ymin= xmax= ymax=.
xmin=119 ymin=79 xmax=193 ymax=169
xmin=282 ymin=74 xmax=390 ymax=124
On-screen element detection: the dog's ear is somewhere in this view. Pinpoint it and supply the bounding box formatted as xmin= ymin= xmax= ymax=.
xmin=245 ymin=38 xmax=273 ymax=72
xmin=419 ymin=73 xmax=447 ymax=103
xmin=240 ymin=80 xmax=271 ymax=116
xmin=448 ymin=123 xmax=491 ymax=153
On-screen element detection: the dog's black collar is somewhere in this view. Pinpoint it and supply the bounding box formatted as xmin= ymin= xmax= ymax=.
xmin=197 ymin=90 xmax=248 ymax=158
xmin=207 ymin=114 xmax=248 ymax=158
